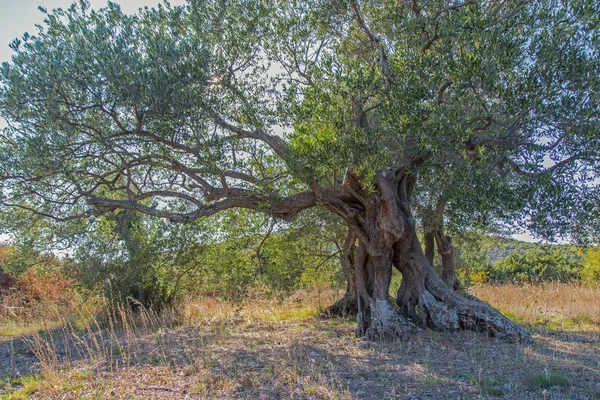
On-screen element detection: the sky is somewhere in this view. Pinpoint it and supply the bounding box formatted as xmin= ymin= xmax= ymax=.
xmin=0 ymin=0 xmax=542 ymax=243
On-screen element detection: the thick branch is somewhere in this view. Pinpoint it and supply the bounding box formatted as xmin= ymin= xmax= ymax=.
xmin=506 ymin=153 xmax=591 ymax=177
xmin=84 ymin=189 xmax=317 ymax=223
xmin=437 ymin=79 xmax=454 ymax=104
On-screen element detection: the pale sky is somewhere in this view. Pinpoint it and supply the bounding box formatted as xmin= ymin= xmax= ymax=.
xmin=0 ymin=0 xmax=544 ymax=244
xmin=0 ymin=0 xmax=187 ymax=65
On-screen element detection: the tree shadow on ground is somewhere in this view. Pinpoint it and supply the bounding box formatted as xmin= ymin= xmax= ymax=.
xmin=0 ymin=317 xmax=599 ymax=399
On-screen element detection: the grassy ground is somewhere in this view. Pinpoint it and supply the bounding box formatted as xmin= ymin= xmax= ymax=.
xmin=470 ymin=283 xmax=600 ymax=331
xmin=0 ymin=285 xmax=599 ymax=399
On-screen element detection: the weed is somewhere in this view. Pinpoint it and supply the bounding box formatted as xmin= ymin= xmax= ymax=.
xmin=524 ymin=371 xmax=571 ymax=388
xmin=421 ymin=375 xmax=443 ymax=386
xmin=477 ymin=377 xmax=506 ymax=396
xmin=0 ymin=374 xmax=44 ymax=400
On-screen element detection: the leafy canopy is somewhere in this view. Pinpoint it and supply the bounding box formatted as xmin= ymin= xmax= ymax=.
xmin=0 ymin=0 xmax=599 ymax=241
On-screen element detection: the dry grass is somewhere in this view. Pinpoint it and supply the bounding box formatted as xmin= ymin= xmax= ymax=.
xmin=470 ymin=283 xmax=600 ymax=332
xmin=184 ymin=289 xmax=342 ymax=324
xmin=0 ymin=285 xmax=599 ymax=399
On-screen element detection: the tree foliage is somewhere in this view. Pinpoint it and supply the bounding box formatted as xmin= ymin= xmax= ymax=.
xmin=0 ymin=0 xmax=597 ymax=239
xmin=489 ymin=246 xmax=582 ymax=284
xmin=66 ymin=208 xmax=345 ymax=306
xmin=581 ymin=245 xmax=600 ymax=286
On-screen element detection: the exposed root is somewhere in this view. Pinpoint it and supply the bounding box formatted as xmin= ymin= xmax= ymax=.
xmin=420 ymin=290 xmax=460 ymax=330
xmin=422 ymin=279 xmax=532 ymax=343
xmin=321 ymin=292 xmax=357 ymax=318
xmin=364 ymin=300 xmax=415 ymax=341
xmin=454 ymin=300 xmax=532 ymax=343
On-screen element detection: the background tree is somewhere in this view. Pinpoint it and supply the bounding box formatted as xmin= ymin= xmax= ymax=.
xmin=415 ymin=161 xmax=529 ymax=291
xmin=68 ymin=210 xmax=211 ymax=308
xmin=1 ymin=0 xmax=598 ymax=341
xmin=1 ymin=204 xmax=346 ymax=309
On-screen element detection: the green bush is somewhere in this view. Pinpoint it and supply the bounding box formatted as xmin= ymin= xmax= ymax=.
xmin=487 ymin=247 xmax=582 ymax=284
xmin=69 ymin=209 xmax=345 ymax=308
xmin=581 ymin=246 xmax=600 ymax=286
xmin=70 ymin=211 xmax=209 ymax=309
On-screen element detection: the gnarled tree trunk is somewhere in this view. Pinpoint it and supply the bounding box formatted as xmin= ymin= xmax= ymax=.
xmin=422 ymin=198 xmax=463 ymax=292
xmin=319 ymin=168 xmax=530 ymax=342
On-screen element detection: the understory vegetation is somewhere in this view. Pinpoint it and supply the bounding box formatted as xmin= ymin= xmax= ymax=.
xmin=2 ymin=217 xmax=599 ymax=323
xmin=1 ymin=211 xmax=600 ymax=336
xmin=455 ymin=236 xmax=600 ymax=286
xmin=1 ymin=219 xmax=600 ymax=398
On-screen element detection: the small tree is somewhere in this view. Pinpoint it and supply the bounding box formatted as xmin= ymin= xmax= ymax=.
xmin=69 ymin=210 xmax=210 ymax=308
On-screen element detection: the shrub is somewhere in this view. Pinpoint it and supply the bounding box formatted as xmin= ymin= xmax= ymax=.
xmin=0 ymin=267 xmax=79 ymax=322
xmin=487 ymin=247 xmax=582 ymax=284
xmin=581 ymin=246 xmax=600 ymax=287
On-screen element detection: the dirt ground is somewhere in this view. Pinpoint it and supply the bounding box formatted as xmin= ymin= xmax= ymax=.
xmin=1 ymin=315 xmax=599 ymax=399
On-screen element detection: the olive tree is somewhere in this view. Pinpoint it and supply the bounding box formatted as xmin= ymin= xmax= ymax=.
xmin=1 ymin=0 xmax=598 ymax=341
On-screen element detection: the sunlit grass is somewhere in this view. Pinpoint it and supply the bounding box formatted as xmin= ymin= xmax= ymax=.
xmin=524 ymin=371 xmax=571 ymax=388
xmin=0 ymin=374 xmax=45 ymax=400
xmin=183 ymin=288 xmax=342 ymax=324
xmin=470 ymin=283 xmax=600 ymax=332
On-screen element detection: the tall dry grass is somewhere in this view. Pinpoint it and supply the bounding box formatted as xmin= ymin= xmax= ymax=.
xmin=18 ymin=301 xmax=182 ymax=376
xmin=470 ymin=283 xmax=600 ymax=331
xmin=184 ymin=288 xmax=341 ymax=324
xmin=6 ymin=288 xmax=338 ymax=378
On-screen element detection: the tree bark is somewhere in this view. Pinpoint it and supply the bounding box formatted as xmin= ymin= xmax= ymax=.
xmin=422 ymin=198 xmax=463 ymax=292
xmin=317 ymin=170 xmax=417 ymax=340
xmin=394 ymin=230 xmax=529 ymax=342
xmin=434 ymin=230 xmax=462 ymax=291
xmin=423 ymin=228 xmax=435 ymax=266
xmin=316 ymin=169 xmax=530 ymax=342
xmin=354 ymin=238 xmax=415 ymax=341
